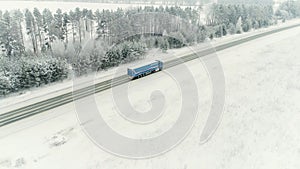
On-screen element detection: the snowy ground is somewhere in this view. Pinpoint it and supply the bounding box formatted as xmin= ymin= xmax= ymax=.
xmin=0 ymin=18 xmax=300 ymax=168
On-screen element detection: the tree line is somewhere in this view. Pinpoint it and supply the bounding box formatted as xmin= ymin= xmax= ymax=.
xmin=275 ymin=0 xmax=300 ymax=22
xmin=0 ymin=5 xmax=277 ymax=57
xmin=0 ymin=4 xmax=288 ymax=96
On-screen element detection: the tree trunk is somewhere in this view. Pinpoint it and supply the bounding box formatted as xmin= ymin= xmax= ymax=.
xmin=30 ymin=29 xmax=37 ymax=54
xmin=32 ymin=19 xmax=39 ymax=53
xmin=82 ymin=18 xmax=86 ymax=39
xmin=78 ymin=20 xmax=82 ymax=43
xmin=37 ymin=26 xmax=42 ymax=50
xmin=90 ymin=20 xmax=93 ymax=39
xmin=65 ymin=25 xmax=68 ymax=49
xmin=18 ymin=20 xmax=25 ymax=50
xmin=72 ymin=22 xmax=75 ymax=43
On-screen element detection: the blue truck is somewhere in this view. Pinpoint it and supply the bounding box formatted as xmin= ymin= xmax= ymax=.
xmin=127 ymin=60 xmax=163 ymax=79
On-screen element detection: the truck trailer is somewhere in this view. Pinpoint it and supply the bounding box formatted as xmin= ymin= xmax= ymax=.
xmin=127 ymin=60 xmax=163 ymax=79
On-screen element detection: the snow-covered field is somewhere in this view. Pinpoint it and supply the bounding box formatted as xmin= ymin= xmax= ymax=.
xmin=1 ymin=19 xmax=300 ymax=168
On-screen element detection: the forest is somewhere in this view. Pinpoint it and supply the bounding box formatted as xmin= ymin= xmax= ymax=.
xmin=0 ymin=1 xmax=300 ymax=96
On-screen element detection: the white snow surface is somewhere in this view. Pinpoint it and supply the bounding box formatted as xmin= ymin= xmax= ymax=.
xmin=0 ymin=19 xmax=300 ymax=169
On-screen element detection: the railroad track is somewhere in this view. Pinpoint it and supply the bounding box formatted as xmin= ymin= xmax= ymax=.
xmin=1 ymin=23 xmax=300 ymax=127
